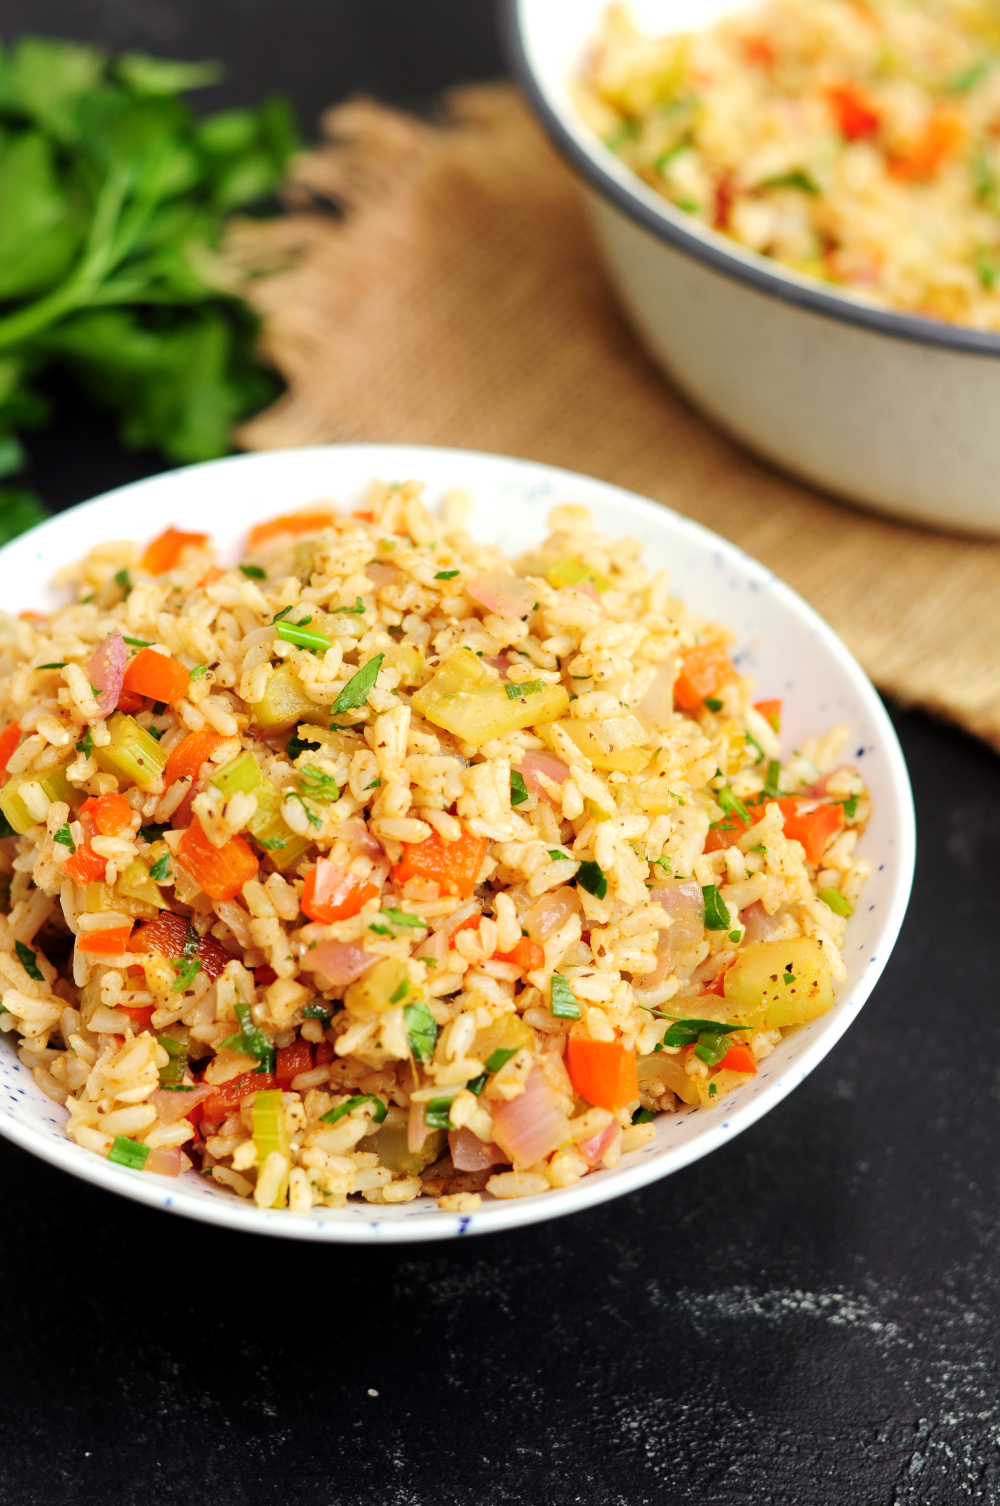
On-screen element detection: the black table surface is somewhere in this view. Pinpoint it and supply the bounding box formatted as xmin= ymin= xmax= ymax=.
xmin=1 ymin=6 xmax=995 ymax=1504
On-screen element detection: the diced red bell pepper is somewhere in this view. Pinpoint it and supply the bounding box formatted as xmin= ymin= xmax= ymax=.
xmin=827 ymin=82 xmax=880 ymax=142
xmin=674 ymin=643 xmax=738 ymax=711
xmin=392 ymin=830 xmax=488 ymax=899
xmin=81 ymin=793 xmax=133 ymax=837
xmin=254 ymin=963 xmax=277 ymax=988
xmin=177 ymin=819 xmax=258 ymax=902
xmin=127 ymin=910 xmax=231 ymax=980
xmin=117 ymin=1003 xmax=156 ymax=1031
xmin=704 ymin=794 xmax=844 ymax=864
xmin=78 ymin=925 xmax=133 ymax=955
xmin=703 ymin=957 xmax=736 ymax=996
xmin=201 ymin=1070 xmax=276 ymax=1123
xmin=301 ymin=857 xmax=379 ymax=924
xmin=493 ymin=936 xmax=545 ymax=972
xmin=0 ymin=720 xmax=21 ymax=777
xmin=63 ymin=845 xmax=109 ymax=885
xmin=315 ymin=1040 xmax=334 ymax=1067
xmin=753 ymin=698 xmax=781 ymax=732
xmin=122 ymin=646 xmax=190 ymax=706
xmin=565 ymin=1037 xmax=639 ymax=1112
xmin=163 ymin=730 xmax=228 ymax=789
xmin=275 ymin=1038 xmax=314 ymax=1088
xmin=719 ymin=1044 xmax=757 ymax=1075
xmin=116 ymin=690 xmax=144 ymax=714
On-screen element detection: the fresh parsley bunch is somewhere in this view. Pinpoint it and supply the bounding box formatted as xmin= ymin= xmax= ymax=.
xmin=0 ymin=36 xmax=299 ymax=539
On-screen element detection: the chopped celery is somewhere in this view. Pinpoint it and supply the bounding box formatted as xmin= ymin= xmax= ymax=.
xmin=412 ymin=649 xmax=569 ymax=747
xmin=251 ymin=1089 xmax=290 ymax=1206
xmin=116 ymin=858 xmax=167 ymax=910
xmin=94 ymin=713 xmax=168 ymax=789
xmin=211 ymin=752 xmax=312 ymax=871
xmin=0 ymin=761 xmax=73 ymax=835
xmin=545 ymin=556 xmax=610 ymax=594
xmin=249 ymin=663 xmax=328 ymax=732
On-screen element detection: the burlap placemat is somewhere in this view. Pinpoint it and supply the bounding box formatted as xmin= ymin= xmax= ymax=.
xmin=227 ymin=85 xmax=1000 ymax=751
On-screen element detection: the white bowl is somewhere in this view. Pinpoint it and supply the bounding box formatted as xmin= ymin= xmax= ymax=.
xmin=505 ymin=0 xmax=1000 ymax=536
xmin=0 ymin=444 xmax=914 ymax=1241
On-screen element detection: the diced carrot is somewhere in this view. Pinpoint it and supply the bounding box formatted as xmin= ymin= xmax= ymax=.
xmin=703 ymin=811 xmax=753 ymax=854
xmin=494 ymin=936 xmax=545 ymax=972
xmin=565 ymin=1036 xmax=639 ymax=1112
xmin=674 ymin=643 xmax=738 ymax=710
xmin=827 ymin=82 xmax=880 ymax=141
xmin=118 ymin=1003 xmax=156 ymax=1031
xmin=741 ymin=35 xmax=775 ymax=66
xmin=719 ymin=1043 xmax=757 ymax=1074
xmin=0 ymin=720 xmax=21 ymax=777
xmin=275 ymin=1038 xmax=314 ymax=1088
xmin=753 ymin=698 xmax=781 ymax=732
xmin=201 ymin=1070 xmax=276 ymax=1123
xmin=451 ymin=913 xmax=483 ymax=937
xmin=79 ymin=925 xmax=133 ymax=955
xmin=301 ymin=858 xmax=379 ymax=924
xmin=63 ymin=845 xmax=108 ymax=885
xmin=177 ymin=819 xmax=258 ymax=902
xmin=714 ymin=174 xmax=736 ymax=231
xmin=703 ymin=957 xmax=737 ymax=996
xmin=247 ymin=510 xmax=336 ymax=549
xmin=116 ymin=690 xmax=144 ymax=714
xmin=141 ymin=527 xmax=210 ymax=575
xmin=84 ymin=792 xmax=133 ymax=837
xmin=391 ymin=831 xmax=489 ymax=899
xmin=774 ymin=796 xmax=844 ymax=865
xmin=128 ymin=911 xmax=231 ymax=980
xmin=199 ymin=566 xmax=224 ymax=587
xmin=163 ymin=730 xmax=227 ymax=789
xmin=122 ymin=646 xmax=190 ymax=705
xmin=889 ymin=109 xmax=965 ymax=182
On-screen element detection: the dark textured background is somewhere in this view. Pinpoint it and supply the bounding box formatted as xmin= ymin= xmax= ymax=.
xmin=1 ymin=5 xmax=996 ymax=1503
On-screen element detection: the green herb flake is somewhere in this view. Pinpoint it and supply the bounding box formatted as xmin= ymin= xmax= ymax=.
xmin=466 ymin=1072 xmax=488 ymax=1095
xmin=783 ymin=970 xmax=796 ymax=986
xmin=632 ymin=1107 xmax=655 ymax=1124
xmin=702 ymin=884 xmax=730 ymax=931
xmin=338 ymin=597 xmax=366 ymax=615
xmin=745 ymin=730 xmax=765 ymax=764
xmin=302 ymin=1003 xmax=332 ymax=1022
xmin=332 ymin=653 xmax=384 ymax=715
xmin=296 ymin=765 xmax=340 ymax=804
xmin=122 ymin=635 xmax=152 ymax=648
xmin=762 ymin=169 xmax=820 ymax=194
xmin=16 ymin=940 xmax=44 ymax=981
xmin=510 ymin=769 xmax=529 ymax=806
xmin=53 ymin=824 xmax=76 ymax=853
xmin=239 ymin=564 xmax=266 ymax=579
xmin=380 ymin=908 xmax=428 ymax=930
xmin=818 ymin=886 xmax=853 ymax=917
xmin=149 ymin=854 xmax=171 ymax=882
xmin=764 ymin=760 xmax=782 ymax=799
xmin=550 ymin=973 xmax=581 ymax=1019
xmin=839 ymin=794 xmax=859 ymax=820
xmin=434 ymin=570 xmax=460 ymax=580
xmin=272 ymin=605 xmax=295 ymax=624
xmin=77 ymin=727 xmax=94 ymax=759
xmin=484 ymin=1047 xmax=518 ymax=1074
xmin=704 ymin=696 xmax=723 ymax=712
xmin=708 ymin=1082 xmax=717 ymax=1097
xmin=548 ymin=849 xmax=570 ymax=862
xmin=389 ymin=979 xmax=409 ymax=1005
xmin=728 ymin=929 xmax=741 ymax=943
xmin=188 ymin=664 xmax=209 ymax=681
xmin=320 ymin=1094 xmax=387 ymax=1126
xmin=171 ymin=956 xmax=203 ymax=994
xmin=286 ymin=791 xmax=322 ymax=830
xmin=364 ymin=777 xmax=380 ymax=791
xmin=115 ymin=569 xmax=132 ymax=594
xmin=38 ymin=662 xmax=66 ymax=670
xmin=108 ymin=1136 xmax=150 ymax=1171
xmin=424 ymin=1096 xmax=454 ymax=1131
xmin=503 ymin=679 xmax=544 ymax=700
xmin=140 ymin=821 xmax=170 ymax=843
xmin=576 ymin=859 xmax=608 ymax=901
xmin=404 ymin=999 xmax=439 ymax=1064
xmin=717 ymin=785 xmax=751 ymax=827
xmin=368 ymin=922 xmax=391 ymax=936
xmin=276 ymin=619 xmax=330 ymax=653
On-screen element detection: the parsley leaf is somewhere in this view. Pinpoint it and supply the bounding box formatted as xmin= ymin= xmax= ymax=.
xmin=434 ymin=570 xmax=459 ymax=580
xmin=331 ymin=653 xmax=383 ymax=715
xmin=239 ymin=564 xmax=266 ymax=579
xmin=296 ymin=764 xmax=339 ymax=804
xmin=76 ymin=727 xmax=93 ymax=759
xmin=53 ymin=823 xmax=76 ymax=852
xmin=576 ymin=859 xmax=607 ymax=900
xmin=702 ymin=884 xmax=730 ymax=930
xmin=404 ymin=999 xmax=438 ymax=1064
xmin=149 ymin=854 xmax=171 ymax=882
xmin=510 ymin=769 xmax=529 ymax=806
xmin=549 ymin=973 xmax=581 ymax=1019
xmin=15 ymin=940 xmax=43 ymax=981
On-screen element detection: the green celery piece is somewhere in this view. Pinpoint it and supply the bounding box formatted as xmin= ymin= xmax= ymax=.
xmin=0 ymin=761 xmax=73 ymax=835
xmin=211 ymin=751 xmax=311 ymax=870
xmin=93 ymin=712 xmax=167 ymax=788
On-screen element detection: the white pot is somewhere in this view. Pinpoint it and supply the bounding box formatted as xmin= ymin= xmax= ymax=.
xmin=506 ymin=0 xmax=1000 ymax=535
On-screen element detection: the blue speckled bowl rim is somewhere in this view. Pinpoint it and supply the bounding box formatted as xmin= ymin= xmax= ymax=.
xmin=0 ymin=444 xmax=916 ymax=1242
xmin=502 ymin=0 xmax=1000 ymax=359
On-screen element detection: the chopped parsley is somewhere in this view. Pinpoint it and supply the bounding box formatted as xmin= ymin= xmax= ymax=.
xmin=548 ymin=849 xmax=570 ymax=862
xmin=296 ymin=765 xmax=340 ymax=804
xmin=510 ymin=770 xmax=529 ymax=806
xmin=550 ymin=973 xmax=581 ymax=1019
xmin=286 ymin=791 xmax=322 ymax=829
xmin=704 ymin=696 xmax=723 ymax=712
xmin=660 ymin=1014 xmax=744 ymax=1065
xmin=701 ymin=884 xmax=730 ymax=931
xmin=53 ymin=824 xmax=76 ymax=852
xmin=717 ymin=785 xmax=751 ymax=827
xmin=286 ymin=726 xmax=321 ymax=762
xmin=338 ymin=597 xmax=366 ymax=615
xmin=839 ymin=794 xmax=859 ymax=820
xmin=239 ymin=564 xmax=266 ymax=579
xmin=140 ymin=822 xmax=170 ymax=843
xmin=76 ymin=727 xmax=93 ymax=759
xmin=380 ymin=908 xmax=428 ymax=930
xmin=149 ymin=854 xmax=171 ymax=882
xmin=220 ymin=1001 xmax=275 ymax=1073
xmin=331 ymin=653 xmax=384 ymax=715
xmin=404 ymin=999 xmax=438 ymax=1064
xmin=576 ymin=859 xmax=607 ymax=900
xmin=115 ymin=569 xmax=132 ymax=594
xmin=434 ymin=570 xmax=460 ymax=580
xmin=632 ymin=1107 xmax=654 ymax=1124
xmin=15 ymin=940 xmax=43 ymax=981
xmin=302 ymin=1003 xmax=332 ymax=1022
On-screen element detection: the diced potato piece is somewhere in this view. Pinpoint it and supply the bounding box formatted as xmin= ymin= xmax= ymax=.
xmin=0 ymin=762 xmax=73 ymax=835
xmin=412 ymin=649 xmax=568 ymax=747
xmin=474 ymin=1013 xmax=537 ymax=1064
xmin=634 ymin=775 xmax=679 ymax=815
xmin=211 ymin=751 xmax=312 ymax=871
xmin=344 ymin=958 xmax=418 ymax=1020
xmin=250 ymin=664 xmax=329 ymax=732
xmin=94 ymin=713 xmax=168 ymax=790
xmin=724 ymin=938 xmax=834 ymax=1028
xmin=695 ymin=1067 xmax=754 ymax=1108
xmin=637 ymin=1051 xmax=700 ymax=1106
xmin=87 ymin=879 xmax=158 ymax=921
xmin=555 ymin=715 xmax=652 ymax=774
xmin=381 ymin=642 xmax=427 ymax=688
xmin=545 ymin=556 xmax=610 ymax=594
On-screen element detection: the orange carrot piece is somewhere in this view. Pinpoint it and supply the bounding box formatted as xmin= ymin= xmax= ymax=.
xmin=247 ymin=510 xmax=336 ymax=549
xmin=889 ymin=110 xmax=965 ymax=182
xmin=391 ymin=830 xmax=489 ymax=899
xmin=494 ymin=936 xmax=545 ymax=972
xmin=63 ymin=846 xmax=108 ymax=885
xmin=719 ymin=1043 xmax=757 ymax=1075
xmin=774 ymin=797 xmax=844 ymax=865
xmin=753 ymin=698 xmax=781 ymax=732
xmin=163 ymin=730 xmax=227 ymax=789
xmin=565 ymin=1037 xmax=639 ymax=1112
xmin=122 ymin=646 xmax=190 ymax=705
xmin=199 ymin=566 xmax=224 ymax=587
xmin=82 ymin=793 xmax=133 ymax=837
xmin=827 ymin=82 xmax=880 ymax=141
xmin=674 ymin=643 xmax=738 ymax=711
xmin=0 ymin=720 xmax=21 ymax=777
xmin=301 ymin=858 xmax=379 ymax=924
xmin=79 ymin=925 xmax=133 ymax=955
xmin=141 ymin=527 xmax=210 ymax=575
xmin=177 ymin=819 xmax=258 ymax=902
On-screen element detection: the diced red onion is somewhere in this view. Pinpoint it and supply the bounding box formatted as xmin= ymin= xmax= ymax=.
xmin=88 ymin=628 xmax=127 ymax=717
xmin=335 ymin=818 xmax=384 ymax=860
xmin=650 ymin=880 xmax=704 ymax=916
xmin=482 ymin=653 xmax=512 ymax=678
xmin=448 ymin=1127 xmax=508 ymax=1171
xmin=151 ymin=1083 xmax=214 ymax=1125
xmin=741 ymin=901 xmax=787 ymax=944
xmin=522 ymin=885 xmax=580 ymax=942
xmin=638 ymin=663 xmax=676 ymax=728
xmin=408 ymin=1098 xmax=436 ymax=1155
xmin=518 ymin=750 xmax=569 ymax=800
xmin=144 ymin=1145 xmax=183 ymax=1177
xmin=491 ymin=1067 xmax=569 ymax=1167
xmin=632 ymin=937 xmax=673 ymax=996
xmin=578 ymin=1120 xmax=619 ymax=1169
xmin=300 ymin=940 xmax=373 ymax=985
xmin=467 ymin=567 xmax=537 ymax=619
xmin=366 ymin=562 xmax=399 ymax=586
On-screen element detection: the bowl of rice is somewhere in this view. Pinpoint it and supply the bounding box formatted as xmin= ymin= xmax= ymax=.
xmin=0 ymin=444 xmax=914 ymax=1242
xmin=505 ymin=0 xmax=1000 ymax=535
